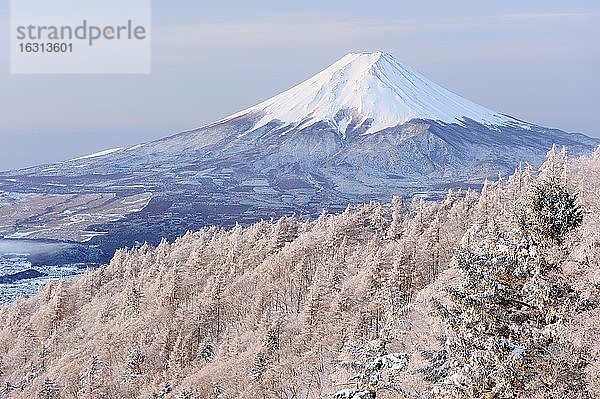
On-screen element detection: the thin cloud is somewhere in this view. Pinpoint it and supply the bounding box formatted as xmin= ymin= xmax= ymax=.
xmin=153 ymin=12 xmax=599 ymax=48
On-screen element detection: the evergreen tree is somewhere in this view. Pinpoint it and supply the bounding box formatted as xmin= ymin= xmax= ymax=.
xmin=248 ymin=351 xmax=269 ymax=382
xmin=123 ymin=281 xmax=142 ymax=317
xmin=423 ymin=173 xmax=583 ymax=398
xmin=39 ymin=377 xmax=60 ymax=399
xmin=79 ymin=355 xmax=104 ymax=396
xmin=178 ymin=389 xmax=197 ymax=399
xmin=152 ymin=383 xmax=173 ymax=399
xmin=248 ymin=325 xmax=281 ymax=382
xmin=387 ymin=195 xmax=407 ymax=239
xmin=198 ymin=338 xmax=215 ymax=362
xmin=521 ymin=174 xmax=583 ymax=246
xmin=123 ymin=349 xmax=145 ymax=383
xmin=329 ymin=339 xmax=409 ymax=399
xmin=0 ymin=381 xmax=16 ymax=396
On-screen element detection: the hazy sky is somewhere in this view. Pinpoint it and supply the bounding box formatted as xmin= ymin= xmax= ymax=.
xmin=1 ymin=1 xmax=599 ymax=170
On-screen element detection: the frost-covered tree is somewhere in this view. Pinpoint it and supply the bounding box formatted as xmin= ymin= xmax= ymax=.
xmin=49 ymin=280 xmax=67 ymax=333
xmin=39 ymin=344 xmax=50 ymax=372
xmin=152 ymin=382 xmax=173 ymax=399
xmin=423 ymin=171 xmax=583 ymax=398
xmin=205 ymin=271 xmax=226 ymax=338
xmin=520 ymin=174 xmax=583 ymax=246
xmin=387 ymin=195 xmax=407 ymax=239
xmin=197 ymin=338 xmax=215 ymax=362
xmin=123 ymin=349 xmax=145 ymax=383
xmin=170 ymin=331 xmax=187 ymax=369
xmin=39 ymin=377 xmax=60 ymax=399
xmin=78 ymin=355 xmax=105 ymax=396
xmin=249 ymin=325 xmax=281 ymax=383
xmin=122 ymin=280 xmax=142 ymax=317
xmin=330 ymin=339 xmax=409 ymax=399
xmin=249 ymin=351 xmax=270 ymax=383
xmin=178 ymin=389 xmax=197 ymax=399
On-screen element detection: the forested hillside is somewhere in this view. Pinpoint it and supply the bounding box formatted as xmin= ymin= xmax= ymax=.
xmin=0 ymin=147 xmax=599 ymax=399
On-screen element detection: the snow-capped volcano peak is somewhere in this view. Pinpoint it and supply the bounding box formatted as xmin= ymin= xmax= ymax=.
xmin=223 ymin=51 xmax=527 ymax=135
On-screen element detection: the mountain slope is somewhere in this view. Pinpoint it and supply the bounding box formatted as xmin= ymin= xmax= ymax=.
xmin=0 ymin=52 xmax=597 ymax=254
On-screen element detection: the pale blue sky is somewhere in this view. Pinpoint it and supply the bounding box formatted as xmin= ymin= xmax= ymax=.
xmin=1 ymin=1 xmax=599 ymax=170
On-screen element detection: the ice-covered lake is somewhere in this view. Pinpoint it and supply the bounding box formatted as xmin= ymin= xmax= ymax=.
xmin=0 ymin=239 xmax=98 ymax=306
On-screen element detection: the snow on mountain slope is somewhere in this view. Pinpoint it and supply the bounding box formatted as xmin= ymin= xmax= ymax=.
xmin=220 ymin=51 xmax=528 ymax=136
xmin=69 ymin=147 xmax=123 ymax=161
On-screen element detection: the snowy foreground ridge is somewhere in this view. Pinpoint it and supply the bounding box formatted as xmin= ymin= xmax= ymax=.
xmin=221 ymin=51 xmax=528 ymax=135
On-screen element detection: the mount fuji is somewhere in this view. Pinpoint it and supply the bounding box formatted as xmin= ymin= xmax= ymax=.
xmin=220 ymin=51 xmax=528 ymax=135
xmin=0 ymin=51 xmax=597 ymax=258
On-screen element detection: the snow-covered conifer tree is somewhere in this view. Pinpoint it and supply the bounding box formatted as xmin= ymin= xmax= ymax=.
xmin=423 ymin=167 xmax=583 ymax=398
xmin=123 ymin=349 xmax=146 ymax=383
xmin=329 ymin=339 xmax=409 ymax=399
xmin=177 ymin=389 xmax=197 ymax=399
xmin=122 ymin=280 xmax=142 ymax=317
xmin=39 ymin=377 xmax=60 ymax=399
xmin=248 ymin=324 xmax=282 ymax=393
xmin=152 ymin=382 xmax=173 ymax=399
xmin=387 ymin=196 xmax=407 ymax=240
xmin=78 ymin=355 xmax=105 ymax=396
